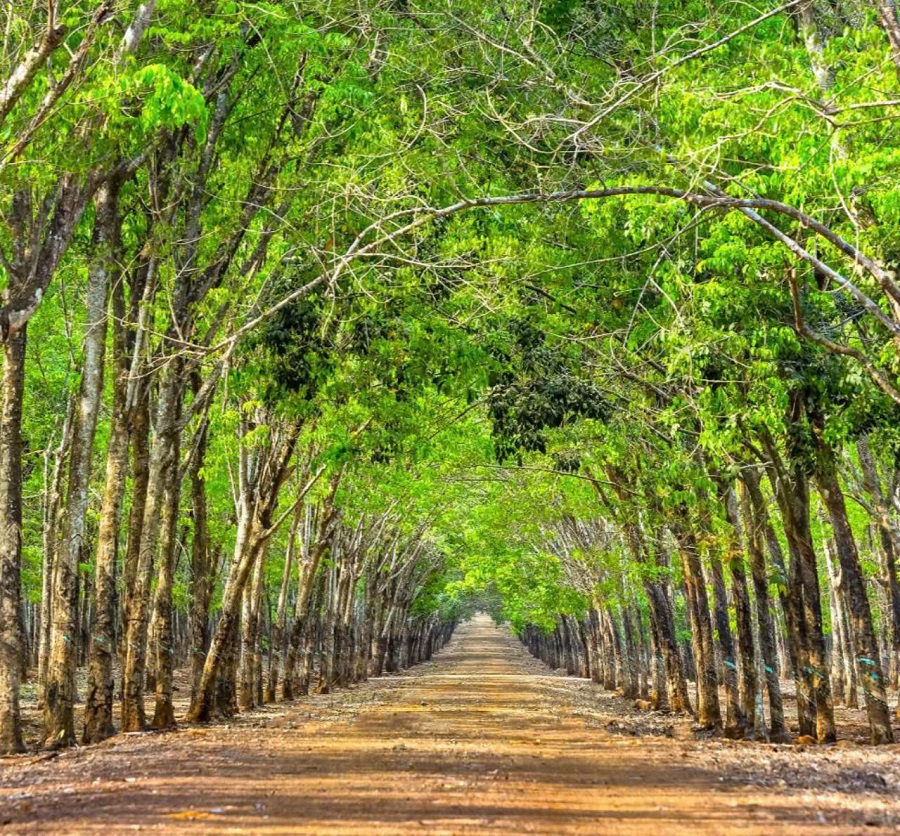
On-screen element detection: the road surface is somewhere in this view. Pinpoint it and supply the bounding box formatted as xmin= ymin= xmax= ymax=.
xmin=2 ymin=614 xmax=898 ymax=833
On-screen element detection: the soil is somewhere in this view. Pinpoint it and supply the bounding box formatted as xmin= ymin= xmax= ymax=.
xmin=3 ymin=614 xmax=900 ymax=834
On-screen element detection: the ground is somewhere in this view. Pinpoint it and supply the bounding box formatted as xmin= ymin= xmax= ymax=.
xmin=2 ymin=615 xmax=900 ymax=834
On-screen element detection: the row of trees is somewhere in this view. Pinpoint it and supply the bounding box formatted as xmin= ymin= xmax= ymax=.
xmin=0 ymin=0 xmax=476 ymax=753
xmin=3 ymin=0 xmax=900 ymax=753
xmin=517 ymin=444 xmax=900 ymax=745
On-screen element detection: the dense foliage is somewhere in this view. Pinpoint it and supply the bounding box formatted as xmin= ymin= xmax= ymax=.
xmin=3 ymin=0 xmax=900 ymax=753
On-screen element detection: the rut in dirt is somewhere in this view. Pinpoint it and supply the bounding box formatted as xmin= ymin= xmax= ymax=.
xmin=4 ymin=613 xmax=900 ymax=833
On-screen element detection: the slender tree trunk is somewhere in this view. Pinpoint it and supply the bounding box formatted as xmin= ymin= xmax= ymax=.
xmin=188 ymin=521 xmax=264 ymax=722
xmin=619 ymin=602 xmax=638 ymax=699
xmin=622 ymin=517 xmax=691 ymax=713
xmin=779 ymin=464 xmax=837 ymax=743
xmin=283 ymin=505 xmax=334 ymax=699
xmin=151 ymin=461 xmax=181 ymax=730
xmin=82 ymin=392 xmax=129 ymax=743
xmin=37 ymin=397 xmax=73 ymax=709
xmin=824 ymin=539 xmax=850 ymax=705
xmin=877 ymin=529 xmax=900 ymax=694
xmin=120 ymin=389 xmax=150 ymax=668
xmin=45 ymin=188 xmax=115 ymax=746
xmin=83 ymin=206 xmax=131 ymax=744
xmin=729 ymin=552 xmax=758 ymax=736
xmin=708 ymin=550 xmax=744 ymax=736
xmin=266 ymin=519 xmax=297 ymax=702
xmin=721 ymin=484 xmax=760 ymax=737
xmin=215 ymin=618 xmax=240 ymax=718
xmin=739 ymin=478 xmax=787 ymax=741
xmin=653 ymin=584 xmax=691 ymax=713
xmin=815 ymin=433 xmax=893 ymax=743
xmin=299 ymin=574 xmax=326 ymax=693
xmin=0 ymin=328 xmax=27 ymax=754
xmin=673 ymin=515 xmax=721 ymax=730
xmin=744 ymin=468 xmax=797 ymax=678
xmin=239 ymin=546 xmax=266 ymax=710
xmin=122 ymin=372 xmax=180 ymax=732
xmin=857 ymin=436 xmax=900 ymax=698
xmin=189 ymin=412 xmax=212 ymax=698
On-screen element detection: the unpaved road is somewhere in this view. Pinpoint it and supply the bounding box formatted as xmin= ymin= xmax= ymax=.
xmin=3 ymin=615 xmax=900 ymax=834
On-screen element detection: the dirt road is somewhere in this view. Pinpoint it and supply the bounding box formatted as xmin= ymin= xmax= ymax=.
xmin=2 ymin=615 xmax=900 ymax=833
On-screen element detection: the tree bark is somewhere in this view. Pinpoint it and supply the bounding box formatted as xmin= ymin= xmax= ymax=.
xmin=856 ymin=435 xmax=900 ymax=697
xmin=189 ymin=526 xmax=265 ymax=722
xmin=37 ymin=396 xmax=73 ymax=708
xmin=770 ymin=455 xmax=836 ymax=743
xmin=120 ymin=388 xmax=150 ymax=667
xmin=83 ymin=189 xmax=130 ymax=744
xmin=44 ymin=185 xmax=115 ymax=746
xmin=874 ymin=0 xmax=900 ymax=81
xmin=739 ymin=477 xmax=787 ymax=741
xmin=122 ymin=371 xmax=181 ymax=732
xmin=743 ymin=466 xmax=797 ymax=677
xmin=708 ymin=549 xmax=744 ymax=736
xmin=189 ymin=403 xmax=212 ymax=698
xmin=672 ymin=513 xmax=722 ymax=730
xmin=0 ymin=327 xmax=27 ymax=754
xmin=814 ymin=430 xmax=893 ymax=743
xmin=238 ymin=545 xmax=266 ymax=710
xmin=151 ymin=460 xmax=182 ymax=730
xmin=721 ymin=483 xmax=760 ymax=738
xmin=824 ymin=538 xmax=856 ymax=706
xmin=266 ymin=514 xmax=298 ymax=702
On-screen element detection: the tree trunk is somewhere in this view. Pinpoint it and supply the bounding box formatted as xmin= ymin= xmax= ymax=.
xmin=708 ymin=549 xmax=744 ymax=736
xmin=37 ymin=396 xmax=73 ymax=709
xmin=188 ymin=515 xmax=265 ymax=722
xmin=824 ymin=539 xmax=853 ymax=706
xmin=44 ymin=187 xmax=115 ymax=746
xmin=815 ymin=434 xmax=893 ymax=743
xmin=856 ymin=435 xmax=900 ymax=697
xmin=189 ymin=412 xmax=212 ymax=698
xmin=652 ymin=584 xmax=691 ymax=713
xmin=739 ymin=477 xmax=787 ymax=741
xmin=743 ymin=468 xmax=797 ymax=678
xmin=623 ymin=516 xmax=691 ymax=714
xmin=83 ymin=201 xmax=131 ymax=744
xmin=0 ymin=328 xmax=27 ymax=754
xmin=239 ymin=546 xmax=266 ymax=710
xmin=151 ymin=462 xmax=181 ymax=730
xmin=673 ymin=515 xmax=721 ymax=730
xmin=874 ymin=0 xmax=900 ymax=81
xmin=776 ymin=461 xmax=836 ymax=743
xmin=266 ymin=518 xmax=297 ymax=702
xmin=283 ymin=505 xmax=334 ymax=699
xmin=120 ymin=388 xmax=150 ymax=669
xmin=721 ymin=484 xmax=760 ymax=738
xmin=122 ymin=372 xmax=181 ymax=732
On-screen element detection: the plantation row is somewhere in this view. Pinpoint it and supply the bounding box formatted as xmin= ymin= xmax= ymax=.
xmin=519 ymin=459 xmax=900 ymax=744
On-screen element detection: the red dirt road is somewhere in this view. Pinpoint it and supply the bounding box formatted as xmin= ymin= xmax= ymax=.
xmin=2 ymin=614 xmax=900 ymax=833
